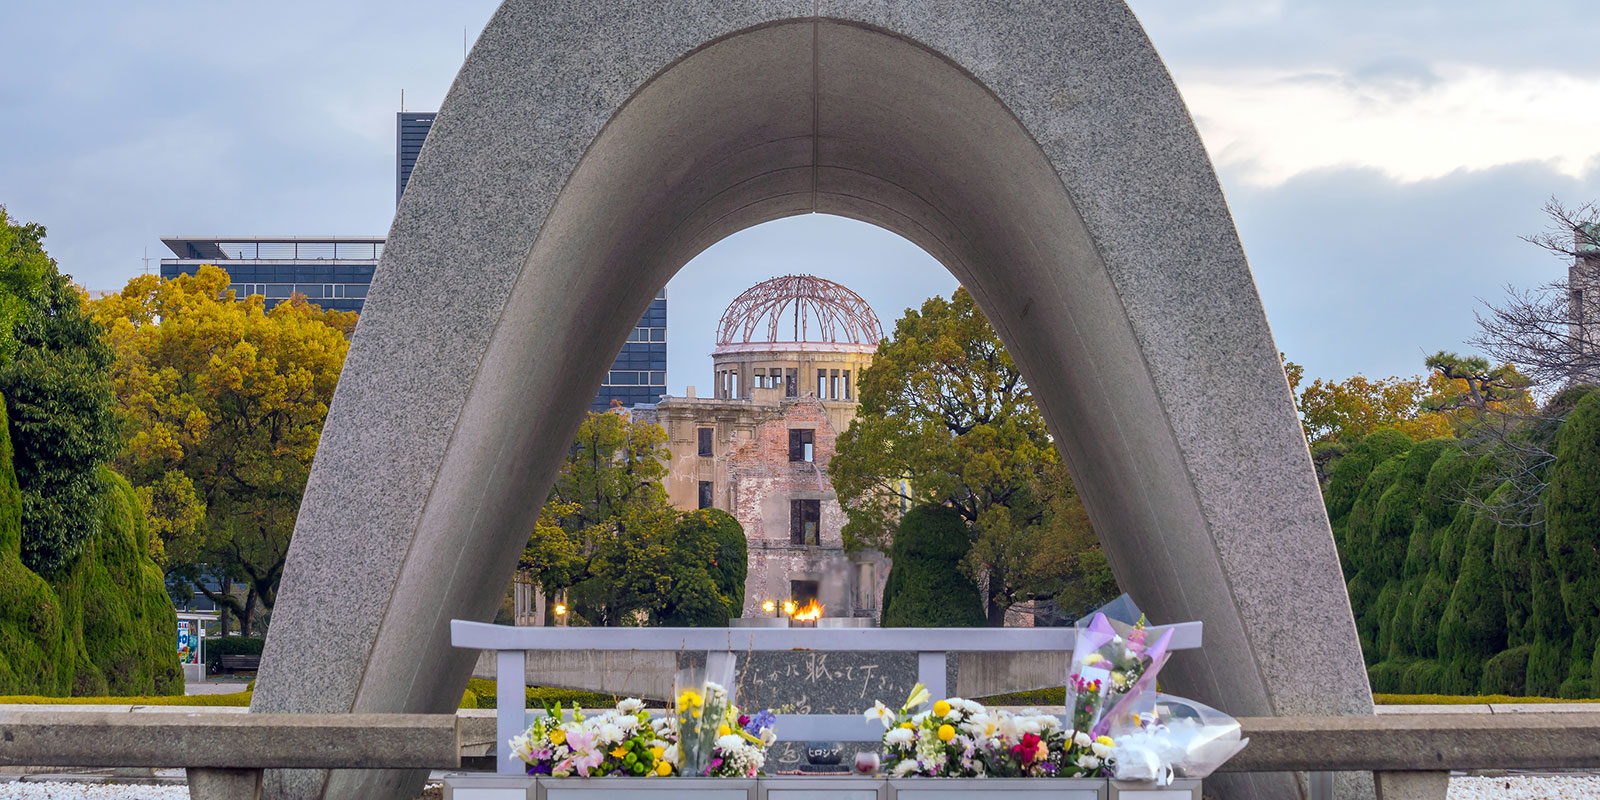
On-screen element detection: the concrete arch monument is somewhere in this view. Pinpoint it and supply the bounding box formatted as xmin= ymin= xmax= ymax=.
xmin=255 ymin=3 xmax=1373 ymax=797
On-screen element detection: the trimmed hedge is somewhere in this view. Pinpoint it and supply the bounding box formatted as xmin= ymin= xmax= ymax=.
xmin=881 ymin=504 xmax=985 ymax=627
xmin=206 ymin=636 xmax=265 ymax=672
xmin=1374 ymin=693 xmax=1600 ymax=705
xmin=0 ymin=691 xmax=252 ymax=706
xmin=0 ymin=398 xmax=180 ymax=697
xmin=464 ymin=679 xmax=656 ymax=709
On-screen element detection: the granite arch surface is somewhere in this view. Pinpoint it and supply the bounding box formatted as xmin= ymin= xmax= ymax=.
xmin=253 ymin=4 xmax=1373 ymax=798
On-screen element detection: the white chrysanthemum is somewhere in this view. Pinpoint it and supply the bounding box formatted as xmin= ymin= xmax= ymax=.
xmin=1074 ymin=731 xmax=1093 ymax=748
xmin=1091 ymin=740 xmax=1114 ymax=759
xmin=1016 ymin=718 xmax=1042 ymax=735
xmin=911 ymin=710 xmax=932 ymax=724
xmin=884 ymin=727 xmax=916 ymax=747
xmin=716 ymin=733 xmax=746 ymax=751
xmin=1076 ymin=753 xmax=1101 ymax=769
xmin=1037 ymin=715 xmax=1062 ymax=730
xmin=617 ymin=698 xmax=645 ymax=714
xmin=892 ymin=759 xmax=919 ymax=777
xmin=663 ymin=743 xmax=679 ymax=765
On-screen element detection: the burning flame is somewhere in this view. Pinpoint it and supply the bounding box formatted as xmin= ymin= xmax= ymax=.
xmin=791 ymin=599 xmax=824 ymax=622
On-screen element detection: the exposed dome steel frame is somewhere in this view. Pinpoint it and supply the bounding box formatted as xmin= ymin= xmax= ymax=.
xmin=714 ymin=274 xmax=884 ymax=346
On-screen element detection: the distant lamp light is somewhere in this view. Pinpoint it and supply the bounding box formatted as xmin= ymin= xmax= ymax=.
xmin=554 ymin=604 xmax=568 ymax=616
xmin=782 ymin=600 xmax=797 ymax=616
xmin=761 ymin=600 xmax=776 ymax=614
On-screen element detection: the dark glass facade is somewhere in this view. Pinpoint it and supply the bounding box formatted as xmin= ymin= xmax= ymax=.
xmin=395 ymin=112 xmax=436 ymax=207
xmin=158 ymin=236 xmax=377 ymax=314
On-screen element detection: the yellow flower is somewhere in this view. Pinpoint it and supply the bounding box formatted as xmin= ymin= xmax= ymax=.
xmin=611 ymin=746 xmax=628 ymax=758
xmin=655 ymin=761 xmax=672 ymax=776
xmin=938 ymin=724 xmax=955 ymax=742
xmin=933 ymin=700 xmax=951 ymax=717
xmin=550 ymin=729 xmax=566 ymax=746
xmin=651 ymin=746 xmax=665 ymax=760
xmin=1095 ymin=735 xmax=1115 ymax=747
xmin=677 ymin=690 xmax=703 ymax=708
xmin=900 ymin=722 xmax=915 ymax=730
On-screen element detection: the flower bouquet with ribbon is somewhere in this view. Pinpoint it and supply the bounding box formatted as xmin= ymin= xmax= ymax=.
xmin=1108 ymin=693 xmax=1249 ymax=785
xmin=1070 ymin=610 xmax=1173 ymax=738
xmin=672 ymin=660 xmax=735 ymax=776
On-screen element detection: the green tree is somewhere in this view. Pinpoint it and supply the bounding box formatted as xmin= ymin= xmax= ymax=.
xmin=650 ymin=509 xmax=747 ymax=626
xmin=0 ymin=207 xmax=49 ymax=365
xmin=0 ymin=214 xmax=117 ymax=575
xmin=831 ymin=288 xmax=1109 ymax=625
xmin=90 ymin=268 xmax=353 ymax=633
xmin=880 ymin=504 xmax=985 ymax=627
xmin=521 ymin=408 xmax=678 ymax=626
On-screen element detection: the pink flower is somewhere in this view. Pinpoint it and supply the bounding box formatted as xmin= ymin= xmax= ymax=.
xmin=555 ymin=731 xmax=604 ymax=777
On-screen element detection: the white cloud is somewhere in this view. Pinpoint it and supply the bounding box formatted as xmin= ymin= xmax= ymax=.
xmin=1181 ymin=64 xmax=1600 ymax=186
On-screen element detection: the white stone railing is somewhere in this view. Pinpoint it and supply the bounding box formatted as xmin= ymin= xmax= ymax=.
xmin=448 ymin=619 xmax=1205 ymax=776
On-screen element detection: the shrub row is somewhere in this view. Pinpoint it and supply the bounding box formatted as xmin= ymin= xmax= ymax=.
xmin=1331 ymin=393 xmax=1600 ymax=698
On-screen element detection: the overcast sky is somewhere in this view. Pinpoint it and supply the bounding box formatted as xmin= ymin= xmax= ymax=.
xmin=3 ymin=1 xmax=1597 ymax=394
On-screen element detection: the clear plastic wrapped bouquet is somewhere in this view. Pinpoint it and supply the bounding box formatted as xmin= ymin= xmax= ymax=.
xmin=1108 ymin=694 xmax=1249 ymax=783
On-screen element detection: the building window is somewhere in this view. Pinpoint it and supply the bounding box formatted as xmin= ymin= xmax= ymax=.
xmin=698 ymin=480 xmax=713 ymax=510
xmin=790 ymin=499 xmax=820 ymax=545
xmin=791 ymin=579 xmax=820 ymax=607
xmin=698 ymin=427 xmax=713 ymax=457
xmin=753 ymin=368 xmax=766 ymax=388
xmin=789 ymin=429 xmax=814 ymax=462
xmin=817 ymin=369 xmax=827 ymax=398
xmin=843 ymin=370 xmax=852 ymax=400
xmin=785 ymin=368 xmax=797 ymax=398
xmin=830 ymin=369 xmax=841 ymax=400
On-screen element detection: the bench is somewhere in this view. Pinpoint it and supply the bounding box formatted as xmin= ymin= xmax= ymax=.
xmin=218 ymin=654 xmax=261 ymax=672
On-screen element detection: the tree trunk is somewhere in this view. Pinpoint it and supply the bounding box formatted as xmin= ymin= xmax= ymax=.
xmin=986 ymin=600 xmax=1009 ymax=627
xmin=240 ymin=586 xmax=257 ymax=637
xmin=218 ymin=575 xmax=232 ymax=636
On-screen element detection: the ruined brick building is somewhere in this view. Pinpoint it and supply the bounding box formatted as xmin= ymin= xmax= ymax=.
xmin=637 ymin=275 xmax=890 ymax=619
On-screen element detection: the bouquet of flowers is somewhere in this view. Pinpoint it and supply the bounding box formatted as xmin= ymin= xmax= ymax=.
xmin=654 ymin=698 xmax=778 ymax=777
xmin=1108 ymin=693 xmax=1249 ymax=785
xmin=1071 ymin=611 xmax=1173 ymax=737
xmin=865 ymin=684 xmax=1114 ymax=779
xmin=509 ymin=699 xmax=671 ymax=777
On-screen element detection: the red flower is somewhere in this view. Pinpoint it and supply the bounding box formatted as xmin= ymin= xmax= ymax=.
xmin=1012 ymin=733 xmax=1042 ymax=766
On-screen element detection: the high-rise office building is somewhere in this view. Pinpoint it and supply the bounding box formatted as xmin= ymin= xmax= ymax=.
xmin=159 ymin=236 xmax=377 ymax=314
xmin=396 ymin=112 xmax=666 ymax=411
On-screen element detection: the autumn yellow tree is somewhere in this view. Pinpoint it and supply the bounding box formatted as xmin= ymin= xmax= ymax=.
xmin=90 ymin=266 xmax=353 ymax=633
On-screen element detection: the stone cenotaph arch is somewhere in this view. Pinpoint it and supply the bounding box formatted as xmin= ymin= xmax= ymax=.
xmin=253 ymin=3 xmax=1374 ymax=798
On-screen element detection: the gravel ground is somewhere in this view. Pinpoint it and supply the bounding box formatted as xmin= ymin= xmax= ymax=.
xmin=1450 ymin=775 xmax=1600 ymax=799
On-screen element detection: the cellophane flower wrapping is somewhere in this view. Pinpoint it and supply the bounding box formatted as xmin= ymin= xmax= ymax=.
xmin=1069 ymin=611 xmax=1173 ymax=738
xmin=673 ymin=660 xmax=735 ymax=777
xmin=508 ymin=695 xmax=778 ymax=779
xmin=1107 ymin=693 xmax=1249 ymax=783
xmin=868 ymin=685 xmax=1115 ymax=779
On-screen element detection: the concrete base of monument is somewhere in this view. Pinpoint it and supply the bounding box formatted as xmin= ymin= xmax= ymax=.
xmin=438 ymin=775 xmax=1201 ymax=800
